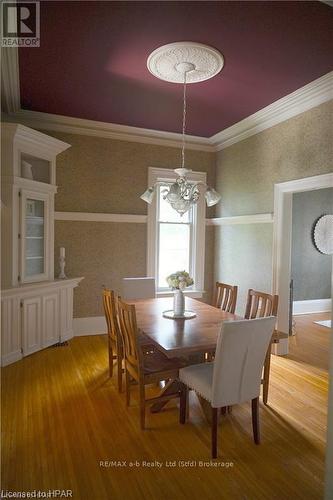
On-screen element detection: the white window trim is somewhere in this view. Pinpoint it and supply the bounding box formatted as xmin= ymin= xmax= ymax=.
xmin=146 ymin=167 xmax=206 ymax=296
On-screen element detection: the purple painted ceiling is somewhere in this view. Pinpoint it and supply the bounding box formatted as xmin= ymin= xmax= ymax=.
xmin=19 ymin=1 xmax=333 ymax=137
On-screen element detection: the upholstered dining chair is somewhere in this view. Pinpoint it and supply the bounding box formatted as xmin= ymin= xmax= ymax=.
xmin=102 ymin=289 xmax=123 ymax=392
xmin=179 ymin=317 xmax=276 ymax=458
xmin=244 ymin=289 xmax=279 ymax=404
xmin=122 ymin=277 xmax=156 ymax=300
xmin=117 ymin=297 xmax=186 ymax=429
xmin=213 ymin=282 xmax=238 ymax=313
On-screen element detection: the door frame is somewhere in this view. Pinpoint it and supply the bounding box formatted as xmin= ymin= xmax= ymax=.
xmin=272 ymin=172 xmax=333 ymax=353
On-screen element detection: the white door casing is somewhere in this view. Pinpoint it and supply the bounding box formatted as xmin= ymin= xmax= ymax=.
xmin=272 ymin=173 xmax=333 ymax=348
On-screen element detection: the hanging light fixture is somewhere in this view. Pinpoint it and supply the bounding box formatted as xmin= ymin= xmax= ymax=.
xmin=140 ymin=42 xmax=224 ymax=216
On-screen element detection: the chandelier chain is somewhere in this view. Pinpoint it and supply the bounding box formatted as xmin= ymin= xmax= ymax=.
xmin=181 ymin=72 xmax=187 ymax=170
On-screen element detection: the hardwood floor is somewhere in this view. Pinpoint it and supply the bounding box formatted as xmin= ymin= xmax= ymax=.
xmin=1 ymin=313 xmax=330 ymax=499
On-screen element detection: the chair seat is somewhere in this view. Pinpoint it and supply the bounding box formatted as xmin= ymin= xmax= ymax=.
xmin=143 ymin=349 xmax=186 ymax=374
xmin=179 ymin=362 xmax=214 ymax=403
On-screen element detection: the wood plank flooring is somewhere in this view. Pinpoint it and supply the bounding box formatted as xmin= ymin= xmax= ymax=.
xmin=1 ymin=313 xmax=330 ymax=499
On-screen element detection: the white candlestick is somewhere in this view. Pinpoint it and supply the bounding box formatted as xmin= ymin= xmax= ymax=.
xmin=58 ymin=247 xmax=67 ymax=279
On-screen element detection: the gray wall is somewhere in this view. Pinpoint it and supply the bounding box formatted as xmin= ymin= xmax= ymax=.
xmin=214 ymin=100 xmax=333 ymax=315
xmin=291 ymin=188 xmax=333 ymax=301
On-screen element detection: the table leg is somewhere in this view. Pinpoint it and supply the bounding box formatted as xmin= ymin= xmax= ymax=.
xmin=150 ymin=379 xmax=181 ymax=413
xmin=263 ymin=343 xmax=272 ymax=405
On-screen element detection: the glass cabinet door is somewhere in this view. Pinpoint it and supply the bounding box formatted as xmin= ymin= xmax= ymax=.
xmin=25 ymin=199 xmax=45 ymax=277
xmin=20 ymin=191 xmax=49 ymax=283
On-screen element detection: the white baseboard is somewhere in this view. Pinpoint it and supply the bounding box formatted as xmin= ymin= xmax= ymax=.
xmin=73 ymin=316 xmax=107 ymax=336
xmin=293 ymin=298 xmax=331 ymax=315
xmin=1 ymin=350 xmax=23 ymax=367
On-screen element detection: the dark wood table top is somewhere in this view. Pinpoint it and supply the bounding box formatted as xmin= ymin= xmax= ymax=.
xmin=131 ymin=296 xmax=240 ymax=358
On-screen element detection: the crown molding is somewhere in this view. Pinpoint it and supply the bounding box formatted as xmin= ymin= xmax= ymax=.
xmin=211 ymin=71 xmax=333 ymax=151
xmin=1 ymin=47 xmax=20 ymax=113
xmin=2 ymin=122 xmax=71 ymax=156
xmin=2 ymin=49 xmax=332 ymax=152
xmin=3 ymin=109 xmax=214 ymax=152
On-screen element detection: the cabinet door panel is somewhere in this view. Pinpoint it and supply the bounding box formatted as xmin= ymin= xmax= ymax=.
xmin=22 ymin=297 xmax=42 ymax=355
xmin=20 ymin=190 xmax=50 ymax=284
xmin=1 ymin=297 xmax=22 ymax=365
xmin=42 ymin=293 xmax=59 ymax=347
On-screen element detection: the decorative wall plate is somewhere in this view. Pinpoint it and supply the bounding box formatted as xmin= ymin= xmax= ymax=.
xmin=147 ymin=42 xmax=224 ymax=84
xmin=313 ymin=214 xmax=333 ymax=255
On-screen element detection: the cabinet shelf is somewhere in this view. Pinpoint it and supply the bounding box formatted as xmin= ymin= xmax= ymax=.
xmin=26 ymin=256 xmax=44 ymax=260
xmin=25 ymin=236 xmax=44 ymax=240
xmin=25 ymin=216 xmax=44 ymax=224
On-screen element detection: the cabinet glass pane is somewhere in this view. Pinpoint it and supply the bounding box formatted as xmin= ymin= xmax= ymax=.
xmin=25 ymin=199 xmax=44 ymax=276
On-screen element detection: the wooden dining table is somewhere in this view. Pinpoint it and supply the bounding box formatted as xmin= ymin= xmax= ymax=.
xmin=132 ymin=296 xmax=240 ymax=358
xmin=130 ymin=296 xmax=241 ymax=416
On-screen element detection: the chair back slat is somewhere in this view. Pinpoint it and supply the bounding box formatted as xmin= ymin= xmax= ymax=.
xmin=212 ymin=317 xmax=276 ymax=407
xmin=117 ymin=298 xmax=142 ymax=375
xmin=213 ymin=282 xmax=238 ymax=313
xmin=245 ymin=289 xmax=278 ymax=319
xmin=103 ymin=289 xmax=120 ymax=343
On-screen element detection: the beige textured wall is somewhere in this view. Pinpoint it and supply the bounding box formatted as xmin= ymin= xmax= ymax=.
xmin=45 ymin=131 xmax=216 ymax=317
xmin=214 ymin=100 xmax=333 ymax=314
xmin=52 ymin=132 xmax=216 ymax=216
xmin=55 ymin=221 xmax=146 ymax=317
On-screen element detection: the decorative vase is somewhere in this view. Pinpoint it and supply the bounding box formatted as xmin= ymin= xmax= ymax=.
xmin=173 ymin=289 xmax=185 ymax=317
xmin=21 ymin=161 xmax=33 ymax=180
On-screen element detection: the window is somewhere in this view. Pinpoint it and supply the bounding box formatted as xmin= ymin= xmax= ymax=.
xmin=147 ymin=167 xmax=206 ymax=295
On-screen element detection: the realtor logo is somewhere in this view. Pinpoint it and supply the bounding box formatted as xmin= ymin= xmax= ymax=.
xmin=1 ymin=1 xmax=40 ymax=47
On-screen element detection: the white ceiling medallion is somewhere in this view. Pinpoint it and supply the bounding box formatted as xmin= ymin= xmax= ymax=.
xmin=147 ymin=42 xmax=224 ymax=84
xmin=314 ymin=214 xmax=333 ymax=255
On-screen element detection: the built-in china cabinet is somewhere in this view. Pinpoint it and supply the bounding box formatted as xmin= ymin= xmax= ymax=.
xmin=1 ymin=123 xmax=83 ymax=366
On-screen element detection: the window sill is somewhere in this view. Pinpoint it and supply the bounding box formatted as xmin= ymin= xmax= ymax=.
xmin=156 ymin=289 xmax=205 ymax=299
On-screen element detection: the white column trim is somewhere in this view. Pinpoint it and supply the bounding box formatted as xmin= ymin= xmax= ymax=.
xmin=1 ymin=47 xmax=20 ymax=113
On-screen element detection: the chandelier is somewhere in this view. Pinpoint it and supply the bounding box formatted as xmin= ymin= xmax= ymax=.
xmin=140 ymin=42 xmax=223 ymax=216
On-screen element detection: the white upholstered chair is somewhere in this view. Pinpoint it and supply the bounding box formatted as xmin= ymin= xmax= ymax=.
xmin=179 ymin=316 xmax=276 ymax=458
xmin=122 ymin=277 xmax=156 ymax=300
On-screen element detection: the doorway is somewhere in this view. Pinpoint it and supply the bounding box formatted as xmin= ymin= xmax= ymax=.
xmin=272 ymin=173 xmax=333 ymax=355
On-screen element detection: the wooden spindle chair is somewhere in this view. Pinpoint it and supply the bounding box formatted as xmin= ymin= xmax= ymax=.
xmin=117 ymin=297 xmax=186 ymax=430
xmin=244 ymin=289 xmax=279 ymax=404
xmin=213 ymin=282 xmax=238 ymax=313
xmin=102 ymin=289 xmax=123 ymax=392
